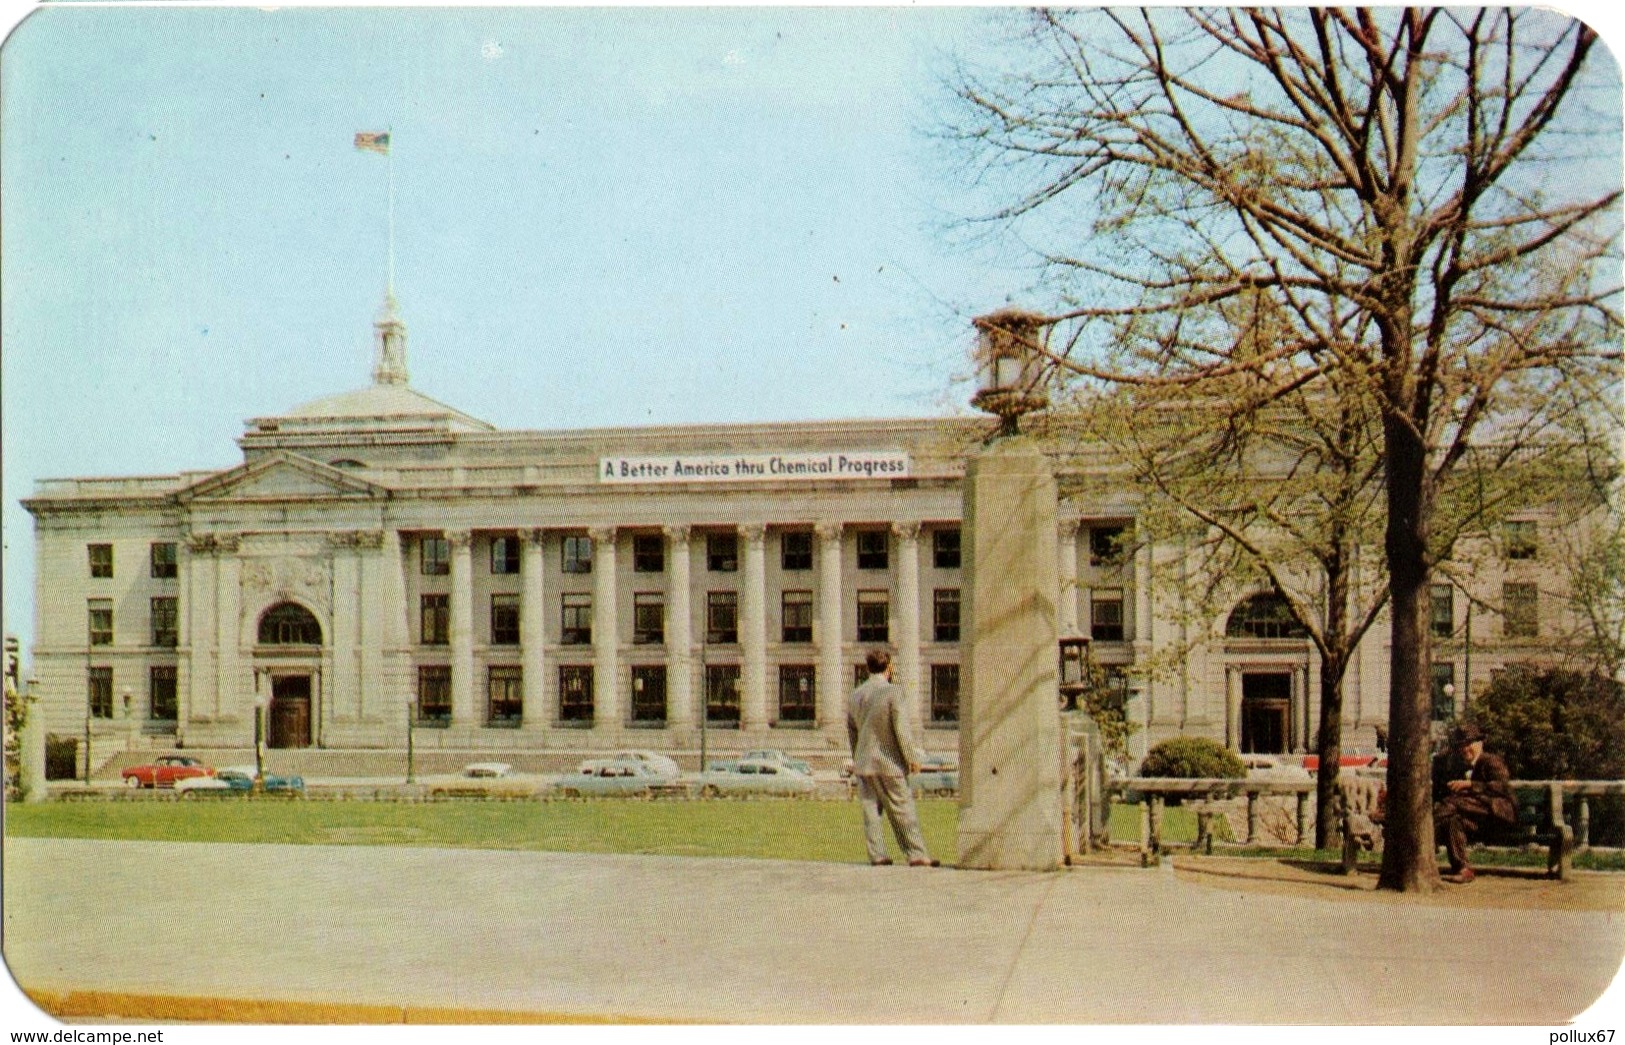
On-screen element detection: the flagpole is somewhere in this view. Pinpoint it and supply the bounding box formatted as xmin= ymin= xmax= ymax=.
xmin=387 ymin=125 xmax=396 ymax=299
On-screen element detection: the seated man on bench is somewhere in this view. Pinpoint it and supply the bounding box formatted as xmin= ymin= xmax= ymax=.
xmin=1433 ymin=723 xmax=1517 ymax=884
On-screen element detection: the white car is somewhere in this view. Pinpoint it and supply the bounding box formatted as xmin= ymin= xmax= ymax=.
xmin=697 ymin=759 xmax=815 ymax=797
xmin=580 ymin=750 xmax=680 ymax=780
xmin=461 ymin=762 xmax=513 ymax=778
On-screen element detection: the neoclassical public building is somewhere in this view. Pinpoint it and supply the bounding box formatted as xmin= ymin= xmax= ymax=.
xmin=24 ymin=298 xmax=1579 ymax=771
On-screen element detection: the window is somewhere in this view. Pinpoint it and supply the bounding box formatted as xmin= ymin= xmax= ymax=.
xmin=1430 ymin=663 xmax=1457 ymax=722
xmin=150 ymin=597 xmax=178 ymax=648
xmin=705 ymin=664 xmax=741 ymax=725
xmin=707 ymin=591 xmax=739 ymax=644
xmin=558 ymin=665 xmax=594 ymax=723
xmin=781 ymin=532 xmax=813 ymax=571
xmin=1225 ymin=593 xmax=1308 ymax=640
xmin=88 ymin=667 xmax=113 ymax=719
xmin=421 ymin=594 xmax=450 ymax=645
xmin=487 ymin=666 xmax=522 ymax=726
xmin=88 ymin=544 xmax=113 ymax=579
xmin=490 ymin=594 xmax=520 ymax=646
xmin=1505 ymin=520 xmax=1539 ymax=561
xmin=707 ymin=532 xmax=738 ymax=572
xmin=1504 ymin=582 xmax=1539 ymax=638
xmin=857 ymin=591 xmax=889 ymax=642
xmin=561 ymin=593 xmax=592 ymax=645
xmin=490 ymin=536 xmax=520 ymax=575
xmin=150 ymin=542 xmax=177 ymax=579
xmin=933 ymin=589 xmax=961 ymax=642
xmin=417 ymin=666 xmax=451 ymax=724
xmin=782 ymin=590 xmax=813 ymax=643
xmin=856 ymin=531 xmax=889 ymax=570
xmin=562 ymin=535 xmax=593 ymax=574
xmin=633 ymin=593 xmax=665 ymax=645
xmin=631 ymin=665 xmax=667 ymax=725
xmin=930 ymin=664 xmax=960 ymax=725
xmin=933 ymin=529 xmax=961 ymax=570
xmin=777 ymin=665 xmax=816 ymax=724
xmin=150 ymin=666 xmax=178 ymax=721
xmin=260 ymin=602 xmax=322 ymax=645
xmin=1430 ymin=585 xmax=1455 ymax=639
xmin=632 ymin=534 xmax=665 ymax=573
xmin=1090 ymin=525 xmax=1127 ymax=566
xmin=88 ymin=599 xmax=113 ymax=646
xmin=1091 ymin=589 xmax=1125 ymax=642
xmin=421 ymin=537 xmax=450 ymax=576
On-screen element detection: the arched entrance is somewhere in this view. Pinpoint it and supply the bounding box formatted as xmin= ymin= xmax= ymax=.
xmin=257 ymin=602 xmax=323 ymax=749
xmin=1226 ymin=593 xmax=1311 ymax=754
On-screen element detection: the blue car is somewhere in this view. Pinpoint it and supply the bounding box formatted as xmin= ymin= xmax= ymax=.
xmin=175 ymin=766 xmax=305 ymax=795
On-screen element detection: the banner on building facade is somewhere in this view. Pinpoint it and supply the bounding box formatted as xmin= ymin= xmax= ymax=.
xmin=599 ymin=452 xmax=910 ymax=484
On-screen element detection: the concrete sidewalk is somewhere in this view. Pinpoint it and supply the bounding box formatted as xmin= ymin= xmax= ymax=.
xmin=4 ymin=837 xmax=1623 ymax=1024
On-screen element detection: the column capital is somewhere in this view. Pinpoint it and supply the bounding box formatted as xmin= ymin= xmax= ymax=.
xmin=525 ymin=528 xmax=548 ymax=547
xmin=663 ymin=524 xmax=692 ymax=544
xmin=327 ymin=530 xmax=385 ymax=550
xmin=891 ymin=521 xmax=921 ymax=543
xmin=814 ymin=521 xmax=844 ymax=542
xmin=444 ymin=529 xmax=472 ymax=550
xmin=587 ymin=525 xmax=617 ymax=544
xmin=738 ymin=523 xmax=767 ymax=545
xmin=1058 ymin=518 xmax=1082 ymax=540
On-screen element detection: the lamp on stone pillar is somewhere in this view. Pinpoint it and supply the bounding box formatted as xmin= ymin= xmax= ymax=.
xmin=1058 ymin=636 xmax=1091 ymax=712
xmin=970 ymin=310 xmax=1051 ymax=438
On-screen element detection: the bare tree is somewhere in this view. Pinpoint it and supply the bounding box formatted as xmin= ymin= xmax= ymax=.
xmin=949 ymin=8 xmax=1621 ymax=890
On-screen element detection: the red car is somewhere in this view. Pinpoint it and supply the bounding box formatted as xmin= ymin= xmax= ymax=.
xmin=122 ymin=756 xmax=214 ymax=789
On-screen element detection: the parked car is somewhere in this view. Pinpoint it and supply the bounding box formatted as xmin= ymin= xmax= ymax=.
xmin=583 ymin=750 xmax=681 ymax=780
xmin=697 ymin=759 xmax=815 ymax=797
xmin=556 ymin=760 xmax=682 ymax=798
xmin=910 ymin=753 xmax=959 ymax=796
xmin=1302 ymin=754 xmax=1381 ymax=773
xmin=175 ymin=766 xmax=305 ymax=795
xmin=122 ymin=755 xmax=214 ymax=789
xmin=461 ymin=762 xmax=513 ymax=778
xmin=740 ymin=749 xmax=812 ymax=776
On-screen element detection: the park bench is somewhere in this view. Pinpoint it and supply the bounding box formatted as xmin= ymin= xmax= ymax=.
xmin=1338 ymin=779 xmax=1574 ymax=880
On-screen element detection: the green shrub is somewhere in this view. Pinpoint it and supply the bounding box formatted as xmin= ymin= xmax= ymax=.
xmin=1139 ymin=736 xmax=1246 ymax=779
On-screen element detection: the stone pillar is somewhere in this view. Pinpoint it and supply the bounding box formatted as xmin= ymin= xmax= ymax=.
xmin=381 ymin=529 xmax=411 ymax=725
xmin=329 ymin=534 xmax=362 ymax=722
xmin=590 ymin=527 xmax=619 ymax=728
xmin=1225 ymin=666 xmax=1242 ymax=751
xmin=356 ymin=531 xmax=386 ymax=723
xmin=739 ymin=524 xmax=768 ymax=729
xmin=893 ymin=521 xmax=922 ymax=723
xmin=665 ymin=526 xmax=694 ymax=729
xmin=181 ymin=535 xmax=211 ymax=729
xmin=18 ymin=679 xmax=46 ymax=803
xmin=214 ymin=535 xmax=241 ymax=723
xmin=1057 ymin=519 xmax=1081 ymax=635
xmin=521 ymin=529 xmax=548 ymax=734
xmin=816 ymin=522 xmax=845 ymax=726
xmin=447 ymin=530 xmax=475 ymax=728
xmin=957 ymin=437 xmax=1063 ymax=872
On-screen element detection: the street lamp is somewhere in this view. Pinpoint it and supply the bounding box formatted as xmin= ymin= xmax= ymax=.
xmin=970 ymin=309 xmax=1051 ymax=437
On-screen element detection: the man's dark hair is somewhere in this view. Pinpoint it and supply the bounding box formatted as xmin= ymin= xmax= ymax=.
xmin=865 ymin=649 xmax=891 ymax=676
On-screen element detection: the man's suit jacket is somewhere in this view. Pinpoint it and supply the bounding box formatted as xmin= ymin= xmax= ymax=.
xmin=847 ymin=674 xmax=923 ymax=778
xmin=1433 ymin=748 xmax=1518 ymax=825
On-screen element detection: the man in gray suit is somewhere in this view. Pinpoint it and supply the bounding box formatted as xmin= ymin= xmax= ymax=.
xmin=847 ymin=649 xmax=938 ymax=867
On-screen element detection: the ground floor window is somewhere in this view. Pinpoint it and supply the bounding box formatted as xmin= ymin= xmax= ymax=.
xmin=417 ymin=666 xmax=451 ymax=725
xmin=631 ymin=665 xmax=667 ymax=725
xmin=930 ymin=664 xmax=960 ymax=725
xmin=88 ymin=666 xmax=113 ymax=719
xmin=777 ymin=665 xmax=816 ymax=724
xmin=487 ymin=666 xmax=522 ymax=726
xmin=559 ymin=665 xmax=594 ymax=724
xmin=705 ymin=664 xmax=740 ymax=726
xmin=149 ymin=665 xmax=178 ymax=721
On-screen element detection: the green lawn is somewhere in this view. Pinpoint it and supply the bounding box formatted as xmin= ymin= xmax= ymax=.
xmin=5 ymin=798 xmax=960 ymax=865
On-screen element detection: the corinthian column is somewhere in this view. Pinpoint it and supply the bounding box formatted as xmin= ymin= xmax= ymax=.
xmin=521 ymin=529 xmax=547 ymax=734
xmin=816 ymin=522 xmax=845 ymax=726
xmin=590 ymin=527 xmax=619 ymax=728
xmin=893 ymin=521 xmax=922 ymax=723
xmin=739 ymin=524 xmax=768 ymax=729
xmin=447 ymin=530 xmax=475 ymax=728
xmin=1057 ymin=519 xmax=1081 ymax=635
xmin=665 ymin=526 xmax=694 ymax=729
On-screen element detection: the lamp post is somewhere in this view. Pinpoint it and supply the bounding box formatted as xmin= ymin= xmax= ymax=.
xmin=698 ymin=644 xmax=708 ymax=773
xmin=254 ymin=698 xmax=267 ymax=794
xmin=406 ymin=699 xmax=416 ymax=784
xmin=970 ymin=309 xmax=1051 ymax=438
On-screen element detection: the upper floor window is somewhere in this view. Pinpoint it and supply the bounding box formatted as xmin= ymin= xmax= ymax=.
xmin=781 ymin=532 xmax=813 ymax=571
xmin=633 ymin=534 xmax=665 ymax=573
xmin=490 ymin=594 xmax=520 ymax=646
xmin=933 ymin=529 xmax=961 ymax=570
xmin=1430 ymin=585 xmax=1455 ymax=639
xmin=1225 ymin=592 xmax=1308 ymax=640
xmin=561 ymin=593 xmax=592 ymax=645
xmin=88 ymin=599 xmax=113 ymax=646
xmin=420 ymin=595 xmax=449 ymax=646
xmin=150 ymin=542 xmax=178 ymax=579
xmin=707 ymin=532 xmax=738 ymax=572
xmin=1089 ymin=525 xmax=1127 ymax=567
xmin=88 ymin=544 xmax=113 ymax=579
xmin=421 ymin=537 xmax=450 ymax=576
xmin=150 ymin=597 xmax=178 ymax=648
xmin=707 ymin=591 xmax=739 ymax=644
xmin=782 ymin=590 xmax=813 ymax=643
xmin=1504 ymin=582 xmax=1539 ymax=638
xmin=857 ymin=591 xmax=889 ymax=642
xmin=933 ymin=589 xmax=961 ymax=643
xmin=88 ymin=666 xmax=114 ymax=719
xmin=260 ymin=602 xmax=322 ymax=645
xmin=490 ymin=536 xmax=521 ymax=575
xmin=561 ymin=535 xmax=593 ymax=574
xmin=150 ymin=665 xmax=179 ymax=721
xmin=1091 ymin=589 xmax=1125 ymax=642
xmin=1505 ymin=520 xmax=1539 ymax=561
xmin=930 ymin=664 xmax=960 ymax=725
xmin=633 ymin=593 xmax=665 ymax=645
xmin=856 ymin=531 xmax=889 ymax=570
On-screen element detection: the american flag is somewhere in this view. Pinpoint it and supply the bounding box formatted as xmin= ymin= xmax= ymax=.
xmin=354 ymin=131 xmax=390 ymax=155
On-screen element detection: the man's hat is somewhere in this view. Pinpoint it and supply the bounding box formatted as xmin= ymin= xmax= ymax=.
xmin=1450 ymin=723 xmax=1486 ymax=747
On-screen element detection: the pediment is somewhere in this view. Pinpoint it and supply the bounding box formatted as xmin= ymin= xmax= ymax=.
xmin=176 ymin=453 xmax=389 ymax=504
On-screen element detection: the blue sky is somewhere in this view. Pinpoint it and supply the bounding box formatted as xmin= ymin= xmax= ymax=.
xmin=1 ymin=4 xmax=1024 ymax=653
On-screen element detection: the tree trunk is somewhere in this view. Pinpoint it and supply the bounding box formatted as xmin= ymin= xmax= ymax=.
xmin=1313 ymin=654 xmax=1348 ymax=851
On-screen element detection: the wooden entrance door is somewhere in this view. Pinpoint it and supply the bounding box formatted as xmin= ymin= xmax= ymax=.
xmin=1240 ymin=673 xmax=1290 ymax=754
xmin=269 ymin=675 xmax=312 ymax=749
